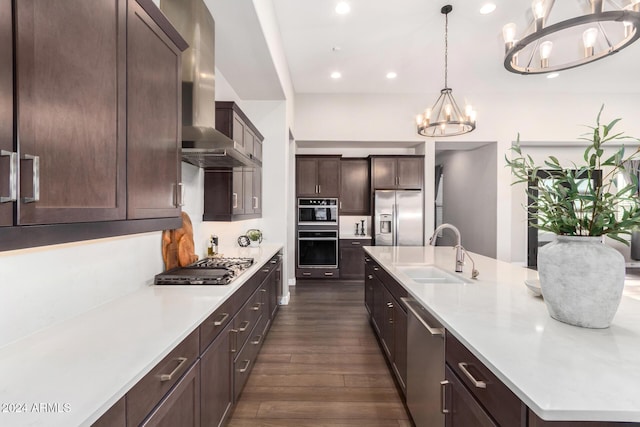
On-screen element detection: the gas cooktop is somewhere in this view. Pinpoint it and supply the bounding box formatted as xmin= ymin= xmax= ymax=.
xmin=154 ymin=257 xmax=254 ymax=285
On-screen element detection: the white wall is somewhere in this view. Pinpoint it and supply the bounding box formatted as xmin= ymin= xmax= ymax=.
xmin=436 ymin=143 xmax=497 ymax=258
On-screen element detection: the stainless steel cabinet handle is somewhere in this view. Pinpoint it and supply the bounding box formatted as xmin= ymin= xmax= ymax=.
xmin=302 ymin=272 xmax=311 ymax=276
xmin=339 ymin=201 xmax=342 ymax=209
xmin=324 ymin=272 xmax=333 ymax=276
xmin=364 ymin=257 xmax=371 ymax=262
xmin=238 ymin=359 xmax=251 ymax=373
xmin=176 ymin=182 xmax=184 ymax=207
xmin=22 ymin=154 xmax=40 ymax=203
xmin=0 ymin=150 xmax=17 ymax=203
xmin=458 ymin=362 xmax=487 ymax=389
xmin=238 ymin=320 xmax=250 ymax=332
xmin=440 ymin=380 xmax=450 ymax=414
xmin=232 ymin=192 xmax=238 ymax=208
xmin=351 ymin=241 xmax=361 ymax=245
xmin=367 ymin=275 xmax=373 ymax=279
xmin=401 ymin=297 xmax=445 ymax=336
xmin=270 ymin=259 xmax=277 ymax=264
xmin=250 ymin=334 xmax=262 ymax=345
xmin=251 ymin=303 xmax=261 ymax=311
xmin=318 ymin=184 xmax=321 ymax=193
xmin=260 ymin=288 xmax=267 ymax=293
xmin=213 ymin=312 xmax=229 ymax=326
xmin=230 ymin=329 xmax=238 ymax=353
xmin=253 ymin=196 xmax=259 ymax=209
xmin=262 ymin=268 xmax=270 ymax=273
xmin=160 ymin=357 xmax=188 ymax=382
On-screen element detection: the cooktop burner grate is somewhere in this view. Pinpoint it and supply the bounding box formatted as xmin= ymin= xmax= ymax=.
xmin=154 ymin=257 xmax=254 ymax=285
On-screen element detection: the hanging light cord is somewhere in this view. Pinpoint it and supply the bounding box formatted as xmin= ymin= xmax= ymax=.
xmin=444 ymin=10 xmax=448 ymax=88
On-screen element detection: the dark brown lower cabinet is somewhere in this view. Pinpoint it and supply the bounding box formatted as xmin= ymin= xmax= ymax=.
xmin=339 ymin=239 xmax=371 ymax=280
xmin=200 ymin=322 xmax=233 ymax=427
xmin=141 ymin=361 xmax=200 ymax=427
xmin=364 ymin=258 xmax=374 ymax=315
xmin=91 ymin=397 xmax=125 ymax=427
xmin=443 ymin=365 xmax=497 ymax=427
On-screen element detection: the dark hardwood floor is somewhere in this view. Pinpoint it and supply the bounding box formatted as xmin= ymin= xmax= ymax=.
xmin=226 ymin=280 xmax=412 ymax=427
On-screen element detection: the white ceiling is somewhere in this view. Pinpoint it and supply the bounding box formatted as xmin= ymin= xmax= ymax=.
xmin=209 ymin=0 xmax=640 ymax=98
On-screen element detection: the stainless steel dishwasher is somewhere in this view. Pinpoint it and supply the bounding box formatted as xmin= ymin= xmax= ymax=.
xmin=402 ymin=297 xmax=445 ymax=427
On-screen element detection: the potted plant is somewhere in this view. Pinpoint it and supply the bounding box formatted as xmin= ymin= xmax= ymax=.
xmin=507 ymin=105 xmax=640 ymax=328
xmin=246 ymin=229 xmax=263 ymax=247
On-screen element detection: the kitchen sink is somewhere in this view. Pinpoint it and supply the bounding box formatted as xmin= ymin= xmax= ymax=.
xmin=394 ymin=265 xmax=470 ymax=284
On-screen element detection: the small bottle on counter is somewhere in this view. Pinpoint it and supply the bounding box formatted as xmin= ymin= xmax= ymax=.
xmin=211 ymin=235 xmax=219 ymax=256
xmin=207 ymin=236 xmax=214 ymax=257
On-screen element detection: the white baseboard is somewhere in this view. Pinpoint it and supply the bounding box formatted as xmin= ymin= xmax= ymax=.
xmin=279 ymin=291 xmax=290 ymax=305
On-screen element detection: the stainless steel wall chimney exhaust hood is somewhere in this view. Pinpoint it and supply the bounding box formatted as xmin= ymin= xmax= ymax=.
xmin=160 ymin=0 xmax=257 ymax=168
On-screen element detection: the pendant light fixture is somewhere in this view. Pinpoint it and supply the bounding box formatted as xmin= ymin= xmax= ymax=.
xmin=417 ymin=5 xmax=476 ymax=137
xmin=503 ymin=0 xmax=640 ymax=75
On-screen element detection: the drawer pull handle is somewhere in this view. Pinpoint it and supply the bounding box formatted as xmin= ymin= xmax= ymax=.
xmin=22 ymin=154 xmax=40 ymax=203
xmin=176 ymin=182 xmax=184 ymax=207
xmin=160 ymin=357 xmax=188 ymax=382
xmin=0 ymin=151 xmax=17 ymax=203
xmin=232 ymin=193 xmax=238 ymax=208
xmin=238 ymin=359 xmax=251 ymax=373
xmin=440 ymin=380 xmax=450 ymax=414
xmin=262 ymin=268 xmax=270 ymax=273
xmin=260 ymin=288 xmax=267 ymax=293
xmin=373 ymin=267 xmax=379 ymax=271
xmin=458 ymin=362 xmax=487 ymax=389
xmin=251 ymin=303 xmax=261 ymax=311
xmin=365 ymin=257 xmax=371 ymax=262
xmin=213 ymin=312 xmax=229 ymax=326
xmin=238 ymin=320 xmax=250 ymax=332
xmin=367 ymin=275 xmax=373 ymax=279
xmin=270 ymin=260 xmax=277 ymax=264
xmin=250 ymin=334 xmax=262 ymax=345
xmin=324 ymin=272 xmax=333 ymax=276
xmin=351 ymin=241 xmax=361 ymax=245
xmin=401 ymin=297 xmax=445 ymax=336
xmin=302 ymin=272 xmax=311 ymax=276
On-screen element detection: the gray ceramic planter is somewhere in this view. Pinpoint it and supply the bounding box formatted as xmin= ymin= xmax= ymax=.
xmin=537 ymin=236 xmax=625 ymax=328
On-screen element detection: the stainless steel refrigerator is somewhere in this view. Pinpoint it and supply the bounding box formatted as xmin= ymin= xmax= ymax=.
xmin=374 ymin=190 xmax=424 ymax=246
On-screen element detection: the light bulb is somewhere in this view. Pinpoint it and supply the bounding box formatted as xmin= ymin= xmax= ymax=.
xmin=502 ymin=23 xmax=517 ymax=43
xmin=416 ymin=114 xmax=423 ymax=126
xmin=470 ymin=110 xmax=477 ymax=123
xmin=444 ymin=104 xmax=452 ymax=120
xmin=583 ymin=28 xmax=598 ymax=57
xmin=539 ymin=40 xmax=553 ymax=68
xmin=465 ymin=105 xmax=473 ymax=120
xmin=624 ymin=21 xmax=634 ymax=38
xmin=531 ymin=0 xmax=545 ymax=19
xmin=582 ymin=28 xmax=598 ymax=48
xmin=424 ymin=108 xmax=432 ymax=124
xmin=335 ymin=2 xmax=350 ymax=15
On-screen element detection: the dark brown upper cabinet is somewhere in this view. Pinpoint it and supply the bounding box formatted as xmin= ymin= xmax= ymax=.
xmin=339 ymin=158 xmax=370 ymax=215
xmin=127 ymin=0 xmax=183 ymax=219
xmin=0 ymin=0 xmax=187 ymax=250
xmin=203 ymin=103 xmax=264 ymax=222
xmin=15 ymin=0 xmax=127 ymax=225
xmin=296 ymin=155 xmax=341 ymax=198
xmin=0 ymin=0 xmax=13 ymax=227
xmin=371 ymin=156 xmax=424 ymax=190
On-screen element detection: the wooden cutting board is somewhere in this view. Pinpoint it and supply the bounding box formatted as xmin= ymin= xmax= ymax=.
xmin=162 ymin=212 xmax=198 ymax=271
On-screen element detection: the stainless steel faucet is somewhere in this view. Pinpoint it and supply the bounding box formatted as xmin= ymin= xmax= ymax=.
xmin=429 ymin=223 xmax=465 ymax=273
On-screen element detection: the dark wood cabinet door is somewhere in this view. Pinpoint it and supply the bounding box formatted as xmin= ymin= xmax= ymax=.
xmin=340 ymin=159 xmax=370 ymax=214
xmin=296 ymin=157 xmax=318 ymax=196
xmin=372 ymin=157 xmax=397 ymax=189
xmin=232 ymin=168 xmax=244 ymax=215
xmin=0 ymin=0 xmax=13 ymax=227
xmin=201 ymin=323 xmax=233 ymax=427
xmin=364 ymin=261 xmax=374 ymax=315
xmin=16 ymin=0 xmax=126 ymax=225
xmin=371 ymin=274 xmax=385 ymax=337
xmin=397 ymin=157 xmax=424 ymax=189
xmin=141 ymin=361 xmax=201 ymax=427
xmin=317 ymin=158 xmax=340 ymax=197
xmin=340 ymin=240 xmax=369 ymax=280
xmin=253 ymin=167 xmax=262 ymax=215
xmin=253 ymin=139 xmax=263 ymax=162
xmin=243 ymin=127 xmax=254 ymax=160
xmin=127 ymin=0 xmax=182 ymax=219
xmin=91 ymin=397 xmax=125 ymax=427
xmin=232 ymin=115 xmax=245 ymax=147
xmin=243 ymin=168 xmax=254 ymax=215
xmin=393 ymin=304 xmax=407 ymax=393
xmin=381 ymin=286 xmax=395 ymax=362
xmin=444 ymin=365 xmax=497 ymax=427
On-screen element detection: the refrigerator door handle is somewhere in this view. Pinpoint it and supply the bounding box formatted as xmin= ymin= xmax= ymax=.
xmin=393 ymin=203 xmax=398 ymax=246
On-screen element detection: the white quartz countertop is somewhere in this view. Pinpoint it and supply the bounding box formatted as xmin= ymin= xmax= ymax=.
xmin=339 ymin=234 xmax=372 ymax=240
xmin=0 ymin=244 xmax=282 ymax=427
xmin=364 ymin=245 xmax=640 ymax=423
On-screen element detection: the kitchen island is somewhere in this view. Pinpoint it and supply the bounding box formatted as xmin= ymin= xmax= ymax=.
xmin=364 ymin=245 xmax=640 ymax=424
xmin=0 ymin=244 xmax=282 ymax=427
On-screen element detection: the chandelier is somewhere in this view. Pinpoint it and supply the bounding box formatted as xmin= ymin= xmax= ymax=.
xmin=503 ymin=0 xmax=640 ymax=75
xmin=416 ymin=5 xmax=476 ymax=137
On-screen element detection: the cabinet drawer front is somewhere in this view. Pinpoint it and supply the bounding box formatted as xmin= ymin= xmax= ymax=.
xmin=127 ymin=329 xmax=199 ymax=427
xmin=199 ymin=297 xmax=234 ymax=353
xmin=233 ymin=288 xmax=263 ymax=354
xmin=372 ymin=265 xmax=408 ymax=310
xmin=446 ymin=332 xmax=521 ymax=427
xmin=233 ymin=313 xmax=267 ymax=402
xmin=444 ymin=364 xmax=498 ymax=427
xmin=232 ymin=274 xmax=261 ymax=313
xmin=296 ymin=267 xmax=340 ymax=279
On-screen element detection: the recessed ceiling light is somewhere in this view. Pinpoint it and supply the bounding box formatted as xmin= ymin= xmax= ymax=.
xmin=547 ymin=72 xmax=560 ymax=79
xmin=479 ymin=3 xmax=496 ymax=14
xmin=335 ymin=2 xmax=350 ymax=15
xmin=386 ymin=72 xmax=397 ymax=79
xmin=331 ymin=71 xmax=342 ymax=79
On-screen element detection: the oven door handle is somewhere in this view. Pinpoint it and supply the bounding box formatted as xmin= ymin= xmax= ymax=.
xmin=298 ymin=237 xmax=338 ymax=241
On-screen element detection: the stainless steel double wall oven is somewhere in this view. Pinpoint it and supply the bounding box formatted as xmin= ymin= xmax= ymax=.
xmin=297 ymin=198 xmax=338 ymax=271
